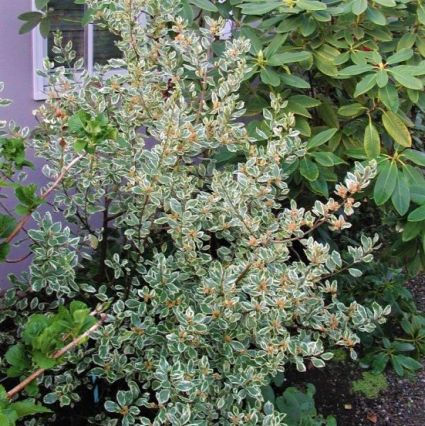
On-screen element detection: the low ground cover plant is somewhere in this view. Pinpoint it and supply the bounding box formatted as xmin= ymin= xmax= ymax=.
xmin=1 ymin=0 xmax=424 ymax=424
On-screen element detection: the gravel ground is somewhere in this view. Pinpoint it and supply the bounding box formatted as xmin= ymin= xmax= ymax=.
xmin=285 ymin=275 xmax=425 ymax=426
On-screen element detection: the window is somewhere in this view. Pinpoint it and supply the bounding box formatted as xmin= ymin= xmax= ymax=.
xmin=32 ymin=0 xmax=121 ymax=100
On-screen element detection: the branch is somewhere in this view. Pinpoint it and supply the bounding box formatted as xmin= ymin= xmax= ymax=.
xmin=6 ymin=312 xmax=106 ymax=400
xmin=5 ymin=155 xmax=84 ymax=245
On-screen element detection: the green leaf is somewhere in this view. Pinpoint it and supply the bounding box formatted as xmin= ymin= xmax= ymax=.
xmin=180 ymin=0 xmax=194 ymax=21
xmin=189 ymin=0 xmax=218 ymax=12
xmin=156 ymin=389 xmax=171 ymax=404
xmin=402 ymin=221 xmax=422 ymax=242
xmin=391 ymin=172 xmax=410 ymax=215
xmin=397 ymin=33 xmax=416 ymax=51
xmin=354 ymin=73 xmax=377 ymax=97
xmin=0 ymin=242 xmax=10 ymax=262
xmin=348 ymin=268 xmax=362 ymax=277
xmin=364 ymin=121 xmax=380 ymax=158
xmin=32 ymin=351 xmax=57 ymax=369
xmin=5 ymin=344 xmax=30 ymax=378
xmin=373 ymin=160 xmax=397 ymax=205
xmin=239 ymin=1 xmax=281 ymax=15
xmin=300 ymin=158 xmax=319 ymax=181
xmin=310 ymin=175 xmax=329 ymax=197
xmin=366 ymin=7 xmax=386 ymax=25
xmin=10 ymin=400 xmax=52 ymax=417
xmin=338 ymin=103 xmax=367 ymax=117
xmin=339 ymin=64 xmax=374 ymax=76
xmin=402 ymin=164 xmax=425 ymax=185
xmin=376 ymin=70 xmax=388 ymax=88
xmin=0 ymin=413 xmax=13 ymax=426
xmin=307 ymin=128 xmax=338 ymax=149
xmin=402 ymin=149 xmax=425 ymax=167
xmin=372 ymin=352 xmax=389 ymax=373
xmin=264 ymin=34 xmax=288 ymax=58
xmin=260 ymin=67 xmax=280 ymax=87
xmin=390 ymin=69 xmax=424 ymax=90
xmin=35 ymin=0 xmax=50 ymax=9
xmin=311 ymin=151 xmax=337 ymax=167
xmin=386 ymin=48 xmax=413 ymax=65
xmin=382 ymin=111 xmax=412 ymax=147
xmin=268 ymin=51 xmax=312 ymax=66
xmin=280 ymin=73 xmax=310 ymax=88
xmin=396 ymin=355 xmax=422 ymax=371
xmin=19 ymin=20 xmax=41 ymax=35
xmin=297 ymin=0 xmax=327 ymax=11
xmin=378 ymin=85 xmax=399 ymax=111
xmin=410 ymin=184 xmax=425 ymax=205
xmin=39 ymin=18 xmax=51 ymax=38
xmin=408 ymin=205 xmax=425 ymax=222
xmin=68 ymin=112 xmax=87 ymax=134
xmin=0 ymin=214 xmax=16 ymax=238
xmin=18 ymin=12 xmax=43 ymax=22
xmin=374 ymin=0 xmax=395 ymax=5
xmin=352 ymin=0 xmax=368 ymax=16
xmin=418 ymin=4 xmax=425 ymax=25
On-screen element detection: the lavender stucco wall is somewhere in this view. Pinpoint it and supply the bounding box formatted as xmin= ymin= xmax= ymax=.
xmin=0 ymin=0 xmax=38 ymax=127
xmin=0 ymin=1 xmax=42 ymax=288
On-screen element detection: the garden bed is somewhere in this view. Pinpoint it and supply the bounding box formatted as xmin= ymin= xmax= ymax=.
xmin=285 ymin=275 xmax=425 ymax=426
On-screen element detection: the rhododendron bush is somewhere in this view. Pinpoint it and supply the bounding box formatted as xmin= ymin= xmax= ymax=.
xmin=0 ymin=1 xmax=392 ymax=424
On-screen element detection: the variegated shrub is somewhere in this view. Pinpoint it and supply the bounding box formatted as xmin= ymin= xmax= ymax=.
xmin=0 ymin=1 xmax=390 ymax=425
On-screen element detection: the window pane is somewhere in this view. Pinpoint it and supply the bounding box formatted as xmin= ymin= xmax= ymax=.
xmin=47 ymin=0 xmax=85 ymax=64
xmin=93 ymin=26 xmax=122 ymax=65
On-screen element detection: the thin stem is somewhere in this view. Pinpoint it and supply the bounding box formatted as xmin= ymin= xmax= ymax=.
xmin=6 ymin=312 xmax=106 ymax=400
xmin=5 ymin=154 xmax=84 ymax=245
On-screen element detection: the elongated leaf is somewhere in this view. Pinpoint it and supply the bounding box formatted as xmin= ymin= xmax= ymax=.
xmin=390 ymin=69 xmax=424 ymax=90
xmin=35 ymin=0 xmax=49 ymax=9
xmin=378 ymin=85 xmax=399 ymax=111
xmin=402 ymin=221 xmax=422 ymax=242
xmin=300 ymin=158 xmax=319 ymax=181
xmin=311 ymin=152 xmax=335 ymax=167
xmin=386 ymin=48 xmax=413 ymax=65
xmin=190 ymin=0 xmax=218 ymax=12
xmin=373 ymin=160 xmax=397 ymax=205
xmin=260 ymin=67 xmax=280 ymax=87
xmin=338 ymin=64 xmax=374 ymax=76
xmin=19 ymin=20 xmax=41 ymax=35
xmin=410 ymin=184 xmax=425 ymax=205
xmin=239 ymin=1 xmax=281 ymax=15
xmin=338 ymin=103 xmax=367 ymax=117
xmin=382 ymin=111 xmax=411 ymax=147
xmin=374 ymin=0 xmax=396 ymax=5
xmin=352 ymin=0 xmax=368 ymax=15
xmin=11 ymin=400 xmax=52 ymax=417
xmin=408 ymin=205 xmax=425 ymax=222
xmin=18 ymin=12 xmax=43 ymax=21
xmin=376 ymin=70 xmax=388 ymax=88
xmin=402 ymin=149 xmax=425 ymax=167
xmin=297 ymin=0 xmax=327 ymax=11
xmin=354 ymin=73 xmax=377 ymax=97
xmin=366 ymin=7 xmax=387 ymax=25
xmin=364 ymin=122 xmax=380 ymax=158
xmin=307 ymin=128 xmax=338 ymax=149
xmin=391 ymin=172 xmax=410 ymax=215
xmin=280 ymin=73 xmax=310 ymax=88
xmin=268 ymin=51 xmax=312 ymax=66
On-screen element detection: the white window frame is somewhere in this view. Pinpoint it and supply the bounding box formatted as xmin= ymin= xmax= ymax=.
xmin=32 ymin=0 xmax=95 ymax=100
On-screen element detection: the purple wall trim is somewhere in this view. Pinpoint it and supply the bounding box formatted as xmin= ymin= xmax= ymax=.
xmin=0 ymin=1 xmax=42 ymax=288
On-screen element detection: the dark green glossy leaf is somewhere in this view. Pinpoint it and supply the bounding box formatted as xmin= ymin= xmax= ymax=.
xmin=373 ymin=160 xmax=397 ymax=205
